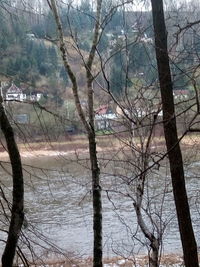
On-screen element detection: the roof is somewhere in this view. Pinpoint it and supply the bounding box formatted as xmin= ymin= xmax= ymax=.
xmin=7 ymin=83 xmax=22 ymax=94
xmin=95 ymin=105 xmax=111 ymax=115
xmin=95 ymin=113 xmax=117 ymax=120
xmin=173 ymin=90 xmax=189 ymax=95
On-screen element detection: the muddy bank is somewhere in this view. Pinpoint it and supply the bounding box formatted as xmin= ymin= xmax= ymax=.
xmin=0 ymin=134 xmax=197 ymax=159
xmin=10 ymin=254 xmax=189 ymax=267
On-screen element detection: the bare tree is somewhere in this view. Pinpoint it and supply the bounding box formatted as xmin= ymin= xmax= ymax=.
xmin=150 ymin=1 xmax=199 ymax=266
xmin=0 ymin=90 xmax=24 ymax=267
xmin=101 ymin=84 xmax=165 ymax=267
xmin=48 ymin=0 xmax=103 ymax=266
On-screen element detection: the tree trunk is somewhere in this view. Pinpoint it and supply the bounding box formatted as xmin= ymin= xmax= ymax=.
xmin=49 ymin=1 xmax=103 ymax=266
xmin=89 ymin=132 xmax=102 ymax=267
xmin=150 ymin=1 xmax=199 ymax=266
xmin=134 ymin=195 xmax=159 ymax=267
xmin=149 ymin=240 xmax=159 ymax=267
xmin=0 ymin=101 xmax=24 ymax=267
xmin=86 ymin=1 xmax=103 ymax=264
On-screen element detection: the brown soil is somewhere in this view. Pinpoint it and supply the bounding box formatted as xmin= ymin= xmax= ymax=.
xmin=0 ymin=134 xmax=198 ymax=159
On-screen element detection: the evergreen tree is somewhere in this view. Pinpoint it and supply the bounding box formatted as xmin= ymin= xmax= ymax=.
xmin=44 ymin=11 xmax=57 ymax=37
xmin=6 ymin=59 xmax=16 ymax=76
xmin=60 ymin=66 xmax=69 ymax=85
xmin=31 ymin=24 xmax=45 ymax=38
xmin=78 ymin=0 xmax=93 ymax=30
xmin=110 ymin=49 xmax=132 ymax=96
xmin=48 ymin=46 xmax=58 ymax=69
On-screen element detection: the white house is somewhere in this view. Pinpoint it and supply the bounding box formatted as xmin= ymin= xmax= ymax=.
xmin=29 ymin=93 xmax=42 ymax=102
xmin=26 ymin=33 xmax=36 ymax=40
xmin=6 ymin=83 xmax=26 ymax=102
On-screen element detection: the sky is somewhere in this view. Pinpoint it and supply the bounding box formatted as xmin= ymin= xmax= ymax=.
xmin=9 ymin=0 xmax=200 ymax=13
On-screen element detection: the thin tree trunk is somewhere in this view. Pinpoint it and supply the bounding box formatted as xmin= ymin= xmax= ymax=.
xmin=89 ymin=132 xmax=102 ymax=267
xmin=86 ymin=1 xmax=103 ymax=265
xmin=0 ymin=100 xmax=24 ymax=267
xmin=149 ymin=240 xmax=159 ymax=267
xmin=49 ymin=1 xmax=103 ymax=266
xmin=134 ymin=184 xmax=159 ymax=267
xmin=150 ymin=1 xmax=199 ymax=266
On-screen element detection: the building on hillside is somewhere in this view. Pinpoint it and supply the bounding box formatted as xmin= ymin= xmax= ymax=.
xmin=94 ymin=102 xmax=164 ymax=136
xmin=116 ymin=101 xmax=164 ymax=137
xmin=26 ymin=33 xmax=36 ymax=40
xmin=5 ymin=83 xmax=43 ymax=102
xmin=6 ymin=83 xmax=26 ymax=102
xmin=29 ymin=93 xmax=43 ymax=102
xmin=173 ymin=90 xmax=189 ymax=100
xmin=95 ymin=105 xmax=117 ymax=130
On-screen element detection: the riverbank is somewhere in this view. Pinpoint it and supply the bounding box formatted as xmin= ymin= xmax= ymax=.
xmin=11 ymin=254 xmax=190 ymax=267
xmin=0 ymin=134 xmax=126 ymax=159
xmin=0 ymin=133 xmax=198 ymax=159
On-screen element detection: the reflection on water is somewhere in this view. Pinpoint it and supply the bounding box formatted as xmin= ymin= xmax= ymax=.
xmin=0 ymin=155 xmax=199 ymax=258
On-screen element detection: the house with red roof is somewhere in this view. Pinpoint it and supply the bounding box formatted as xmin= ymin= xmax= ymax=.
xmin=95 ymin=105 xmax=117 ymax=130
xmin=173 ymin=90 xmax=189 ymax=100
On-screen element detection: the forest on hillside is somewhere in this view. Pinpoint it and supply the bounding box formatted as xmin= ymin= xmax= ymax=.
xmin=2 ymin=0 xmax=199 ymax=101
xmin=1 ymin=0 xmax=200 ymax=139
xmin=1 ymin=1 xmax=200 ymax=267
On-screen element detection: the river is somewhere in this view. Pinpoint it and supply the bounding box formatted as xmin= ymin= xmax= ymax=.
xmin=0 ymin=154 xmax=199 ymax=260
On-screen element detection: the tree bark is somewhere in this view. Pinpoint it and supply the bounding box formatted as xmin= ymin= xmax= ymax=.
xmin=134 ymin=180 xmax=159 ymax=267
xmin=49 ymin=1 xmax=103 ymax=266
xmin=86 ymin=1 xmax=103 ymax=265
xmin=89 ymin=132 xmax=102 ymax=267
xmin=150 ymin=1 xmax=199 ymax=267
xmin=150 ymin=240 xmax=159 ymax=267
xmin=0 ymin=101 xmax=24 ymax=267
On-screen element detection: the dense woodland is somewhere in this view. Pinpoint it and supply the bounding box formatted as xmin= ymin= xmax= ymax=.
xmin=1 ymin=0 xmax=200 ymax=102
xmin=0 ymin=1 xmax=198 ymax=139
